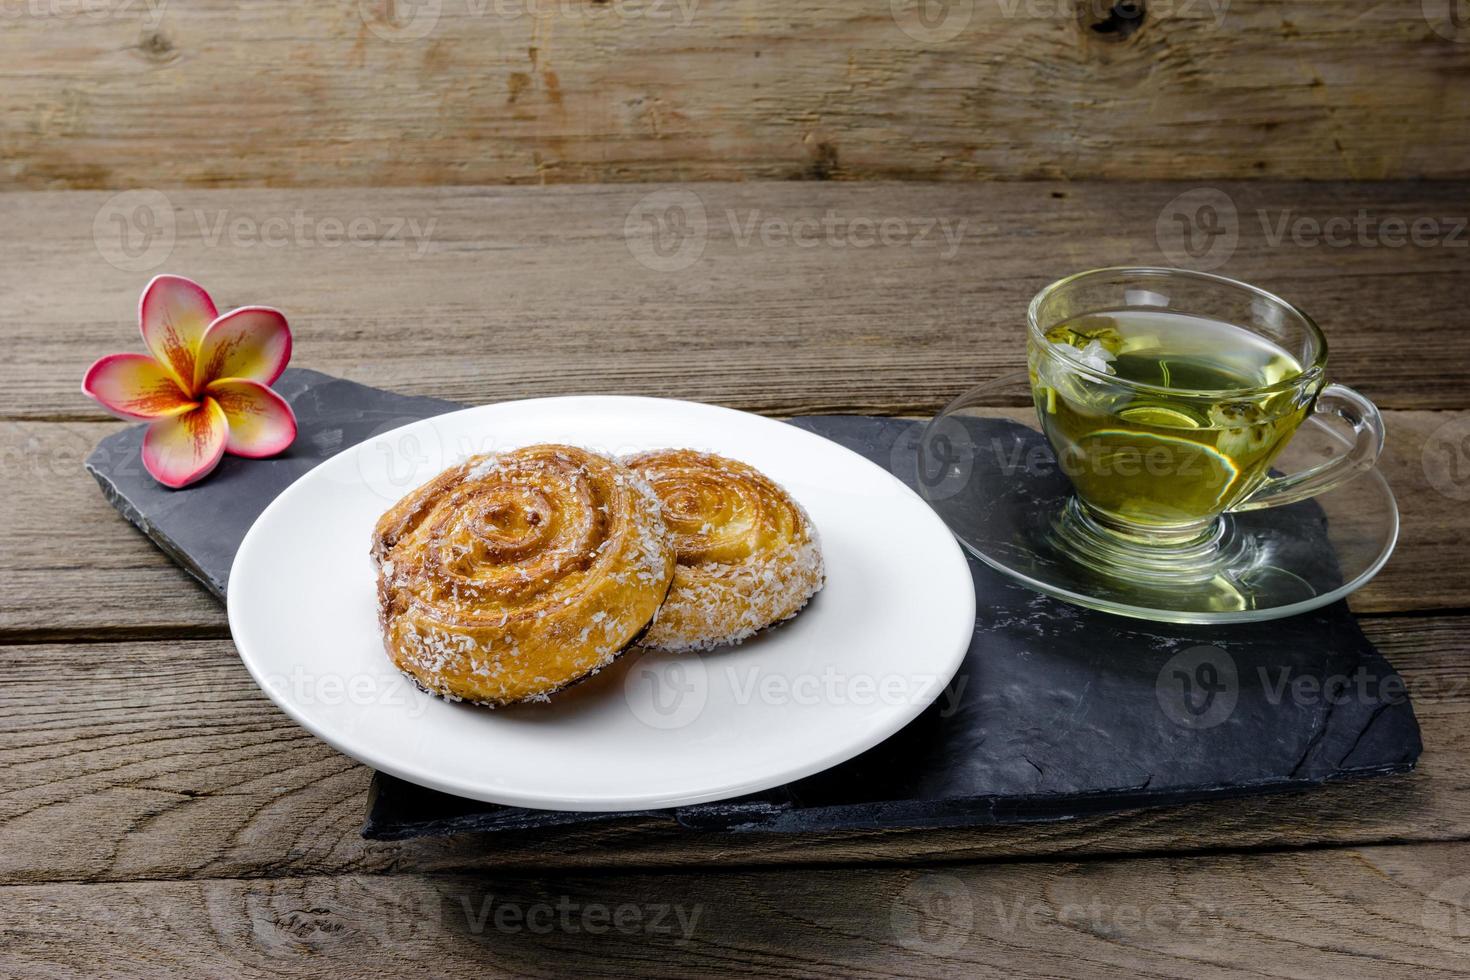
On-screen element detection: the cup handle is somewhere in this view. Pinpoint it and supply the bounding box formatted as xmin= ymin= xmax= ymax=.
xmin=1232 ymin=383 xmax=1385 ymax=512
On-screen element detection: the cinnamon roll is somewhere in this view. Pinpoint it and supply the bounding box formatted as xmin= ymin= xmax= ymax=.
xmin=622 ymin=449 xmax=824 ymax=653
xmin=372 ymin=445 xmax=675 ymax=705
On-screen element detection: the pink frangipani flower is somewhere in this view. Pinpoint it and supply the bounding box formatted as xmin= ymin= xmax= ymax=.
xmin=82 ymin=275 xmax=297 ymax=488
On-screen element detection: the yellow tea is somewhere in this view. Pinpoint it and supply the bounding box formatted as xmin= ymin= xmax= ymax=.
xmin=1029 ymin=310 xmax=1311 ymax=529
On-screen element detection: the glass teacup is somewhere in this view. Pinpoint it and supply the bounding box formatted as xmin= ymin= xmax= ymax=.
xmin=1026 ymin=267 xmax=1383 ymax=578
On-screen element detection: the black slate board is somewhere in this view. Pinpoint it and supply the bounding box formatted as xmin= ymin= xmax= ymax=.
xmin=85 ymin=368 xmax=1422 ymax=839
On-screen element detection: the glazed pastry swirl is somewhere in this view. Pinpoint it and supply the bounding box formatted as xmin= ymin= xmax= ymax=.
xmin=623 ymin=449 xmax=824 ymax=652
xmin=372 ymin=445 xmax=674 ymax=705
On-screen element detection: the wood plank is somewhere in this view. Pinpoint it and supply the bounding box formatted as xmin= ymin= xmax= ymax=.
xmin=3 ymin=183 xmax=1469 ymax=422
xmin=0 ymin=615 xmax=1465 ymax=885
xmin=4 ymin=406 xmax=1462 ymax=639
xmin=4 ymin=841 xmax=1470 ymax=977
xmin=0 ymin=421 xmax=223 ymax=639
xmin=2 ymin=2 xmax=1468 ymax=187
xmin=1361 ymin=411 xmax=1470 ymax=615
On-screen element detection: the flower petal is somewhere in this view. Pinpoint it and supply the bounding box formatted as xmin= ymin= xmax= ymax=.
xmin=140 ymin=275 xmax=218 ymax=393
xmin=141 ymin=399 xmax=228 ymax=489
xmin=207 ymin=379 xmax=298 ymax=458
xmin=194 ymin=307 xmax=292 ymax=389
xmin=81 ymin=353 xmax=195 ymax=420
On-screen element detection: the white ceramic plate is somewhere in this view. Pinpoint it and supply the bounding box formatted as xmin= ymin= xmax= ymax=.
xmin=228 ymin=396 xmax=975 ymax=811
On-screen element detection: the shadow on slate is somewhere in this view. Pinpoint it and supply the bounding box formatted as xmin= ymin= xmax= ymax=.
xmin=84 ymin=369 xmax=1422 ymax=840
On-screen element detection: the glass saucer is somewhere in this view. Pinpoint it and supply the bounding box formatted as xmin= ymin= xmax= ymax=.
xmin=913 ymin=372 xmax=1399 ymax=624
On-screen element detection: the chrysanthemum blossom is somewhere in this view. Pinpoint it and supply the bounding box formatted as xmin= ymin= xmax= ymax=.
xmin=82 ymin=275 xmax=296 ymax=488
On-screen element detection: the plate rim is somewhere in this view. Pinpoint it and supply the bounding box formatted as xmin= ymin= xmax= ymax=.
xmin=227 ymin=394 xmax=977 ymax=810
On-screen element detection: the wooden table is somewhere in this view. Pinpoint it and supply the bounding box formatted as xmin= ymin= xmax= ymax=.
xmin=3 ymin=182 xmax=1468 ymax=977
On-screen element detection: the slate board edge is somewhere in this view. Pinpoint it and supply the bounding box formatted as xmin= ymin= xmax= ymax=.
xmin=362 ymin=761 xmax=1416 ymax=840
xmin=87 ymin=457 xmax=225 ymax=602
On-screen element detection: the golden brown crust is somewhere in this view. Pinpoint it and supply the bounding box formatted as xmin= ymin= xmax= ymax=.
xmin=622 ymin=449 xmax=824 ymax=653
xmin=372 ymin=445 xmax=675 ymax=705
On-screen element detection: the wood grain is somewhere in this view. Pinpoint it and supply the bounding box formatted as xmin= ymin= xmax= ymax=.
xmin=2 ymin=2 xmax=1469 ymax=187
xmin=5 ymin=182 xmax=1469 ymax=967
xmin=3 ymin=183 xmax=1468 ymax=422
xmin=0 ymin=421 xmax=222 ymax=639
xmin=0 ymin=614 xmax=1464 ymax=885
xmin=4 ymin=842 xmax=1470 ymax=978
